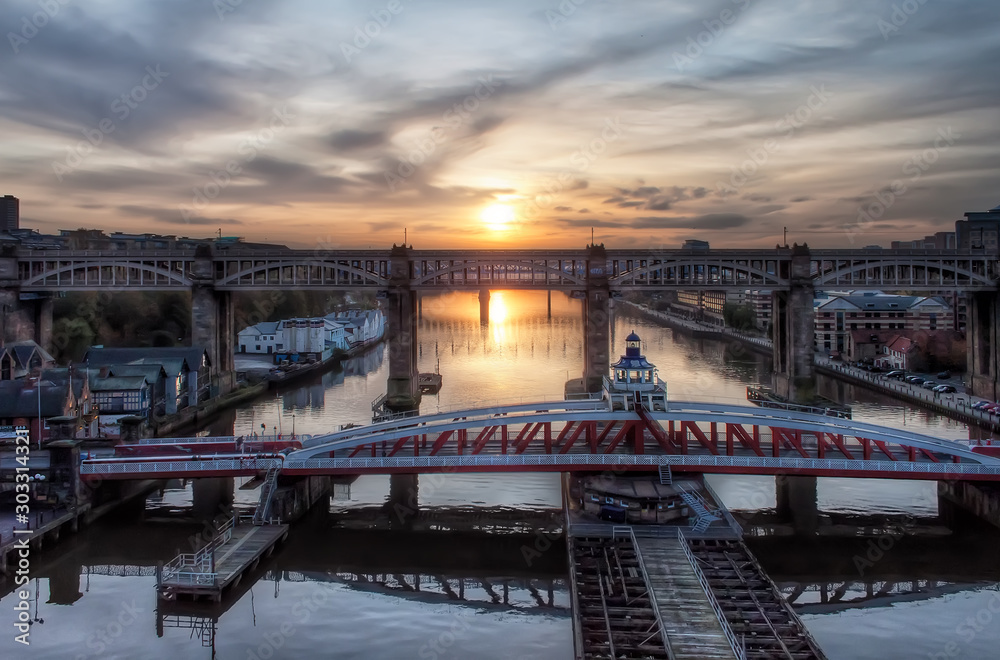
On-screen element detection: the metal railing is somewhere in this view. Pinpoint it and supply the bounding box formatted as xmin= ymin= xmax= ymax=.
xmin=82 ymin=457 xmax=282 ymax=475
xmin=253 ymin=466 xmax=281 ymax=525
xmin=138 ymin=435 xmax=237 ymax=445
xmin=282 ymin=454 xmax=1000 ymax=476
xmin=160 ymin=516 xmax=235 ymax=587
xmin=676 ymin=530 xmax=748 ymax=660
xmin=746 ymin=387 xmax=851 ymax=419
xmin=609 ymin=526 xmax=677 ymax=660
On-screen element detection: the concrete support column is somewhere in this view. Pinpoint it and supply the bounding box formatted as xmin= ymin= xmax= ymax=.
xmin=772 ymin=245 xmax=815 ymax=402
xmin=939 ymin=480 xmax=1000 ymax=530
xmin=968 ymin=291 xmax=1000 ymax=401
xmin=191 ymin=477 xmax=234 ymax=521
xmin=479 ymin=288 xmax=490 ymax=325
xmin=386 ymin=245 xmax=420 ymax=411
xmin=583 ymin=245 xmax=611 ymax=393
xmin=775 ymin=475 xmax=819 ymax=534
xmin=386 ymin=473 xmax=419 ymax=530
xmin=547 ymin=290 xmax=552 ymax=319
xmin=191 ymin=248 xmax=235 ymax=396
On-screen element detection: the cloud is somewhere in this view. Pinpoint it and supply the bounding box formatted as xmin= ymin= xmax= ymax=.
xmin=327 ymin=129 xmax=387 ymax=152
xmin=557 ymin=218 xmax=625 ymax=228
xmin=632 ymin=213 xmax=751 ymax=230
xmin=118 ymin=204 xmax=242 ymax=226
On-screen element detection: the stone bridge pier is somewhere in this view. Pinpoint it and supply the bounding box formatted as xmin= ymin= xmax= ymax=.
xmin=775 ymin=475 xmax=819 ymax=534
xmin=385 ymin=245 xmax=420 ymax=411
xmin=968 ymin=290 xmax=1000 ymax=401
xmin=191 ymin=248 xmax=235 ymax=396
xmin=772 ymin=244 xmax=816 ymax=403
xmin=583 ymin=244 xmax=611 ymax=393
xmin=1 ymin=253 xmax=53 ymax=349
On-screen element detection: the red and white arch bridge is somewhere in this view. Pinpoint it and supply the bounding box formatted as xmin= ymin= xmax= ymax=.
xmin=80 ymin=400 xmax=1000 ymax=482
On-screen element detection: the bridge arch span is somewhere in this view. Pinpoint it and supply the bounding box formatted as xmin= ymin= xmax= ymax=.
xmin=20 ymin=260 xmax=193 ymax=290
xmin=409 ymin=259 xmax=587 ymax=289
xmin=215 ymin=259 xmax=388 ymax=289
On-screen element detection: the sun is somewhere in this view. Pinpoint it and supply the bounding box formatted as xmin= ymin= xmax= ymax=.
xmin=480 ymin=204 xmax=515 ymax=230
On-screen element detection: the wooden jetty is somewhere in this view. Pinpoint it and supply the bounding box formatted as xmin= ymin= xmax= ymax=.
xmin=157 ymin=517 xmax=288 ymax=602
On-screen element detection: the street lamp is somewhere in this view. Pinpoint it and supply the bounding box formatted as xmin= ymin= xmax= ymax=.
xmin=291 ymin=414 xmax=295 ymax=439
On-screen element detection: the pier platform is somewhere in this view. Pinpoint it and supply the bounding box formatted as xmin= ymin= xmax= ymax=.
xmin=157 ymin=520 xmax=288 ymax=602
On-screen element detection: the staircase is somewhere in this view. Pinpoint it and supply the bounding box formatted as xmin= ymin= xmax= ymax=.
xmin=678 ymin=485 xmax=721 ymax=533
xmin=658 ymin=463 xmax=673 ymax=485
xmin=252 ymin=465 xmax=281 ymax=526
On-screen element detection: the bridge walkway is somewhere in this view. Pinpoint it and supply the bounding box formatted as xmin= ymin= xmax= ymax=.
xmin=634 ymin=535 xmax=738 ymax=660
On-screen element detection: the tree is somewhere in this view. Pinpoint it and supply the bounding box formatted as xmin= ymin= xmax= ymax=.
xmin=723 ymin=303 xmax=757 ymax=332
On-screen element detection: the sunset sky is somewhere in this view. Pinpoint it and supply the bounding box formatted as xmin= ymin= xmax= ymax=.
xmin=1 ymin=0 xmax=998 ymax=249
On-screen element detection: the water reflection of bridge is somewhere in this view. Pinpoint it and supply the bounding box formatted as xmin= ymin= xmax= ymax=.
xmin=778 ymin=580 xmax=989 ymax=615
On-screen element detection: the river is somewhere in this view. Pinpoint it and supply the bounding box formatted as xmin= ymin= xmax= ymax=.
xmin=3 ymin=290 xmax=999 ymax=659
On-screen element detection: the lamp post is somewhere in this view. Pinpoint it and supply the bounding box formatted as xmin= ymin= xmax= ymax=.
xmin=291 ymin=414 xmax=295 ymax=440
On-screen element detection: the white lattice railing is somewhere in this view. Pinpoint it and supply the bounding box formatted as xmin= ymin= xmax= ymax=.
xmin=160 ymin=516 xmax=235 ymax=586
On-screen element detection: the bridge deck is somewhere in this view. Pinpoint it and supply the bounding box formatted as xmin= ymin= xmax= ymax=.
xmin=635 ymin=536 xmax=738 ymax=659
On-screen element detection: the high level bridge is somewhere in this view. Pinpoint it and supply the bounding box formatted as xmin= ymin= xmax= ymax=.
xmin=2 ymin=244 xmax=999 ymax=401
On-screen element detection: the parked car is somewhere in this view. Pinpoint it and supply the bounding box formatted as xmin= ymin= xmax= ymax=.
xmin=934 ymin=385 xmax=957 ymax=393
xmin=985 ymin=403 xmax=1000 ymax=414
xmin=906 ymin=376 xmax=925 ymax=384
xmin=885 ymin=370 xmax=905 ymax=379
xmin=921 ymin=381 xmax=939 ymax=390
xmin=937 ymin=371 xmax=952 ymax=380
xmin=972 ymin=401 xmax=992 ymax=410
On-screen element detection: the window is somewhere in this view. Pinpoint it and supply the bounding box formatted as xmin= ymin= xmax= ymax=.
xmin=605 ymin=496 xmax=614 ymax=504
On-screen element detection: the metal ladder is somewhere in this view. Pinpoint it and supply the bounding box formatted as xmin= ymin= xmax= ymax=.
xmin=658 ymin=463 xmax=673 ymax=485
xmin=253 ymin=465 xmax=281 ymax=525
